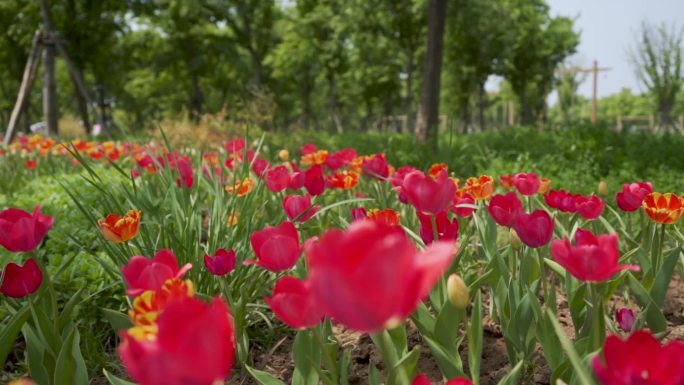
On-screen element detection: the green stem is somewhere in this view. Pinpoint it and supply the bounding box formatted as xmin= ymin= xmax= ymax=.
xmin=537 ymin=248 xmax=547 ymax=298
xmin=313 ymin=325 xmax=339 ymax=384
xmin=371 ymin=329 xmax=408 ymax=385
xmin=430 ymin=214 xmax=439 ymax=244
xmin=655 ymin=223 xmax=666 ymax=273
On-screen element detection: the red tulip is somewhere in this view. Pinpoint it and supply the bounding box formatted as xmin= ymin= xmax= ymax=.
xmin=246 ymin=221 xmax=301 ymax=272
xmin=300 ymin=143 xmax=317 ymax=155
xmin=0 ymin=206 xmax=54 ymax=253
xmin=306 ymin=220 xmax=456 ymax=332
xmin=265 ymin=276 xmax=324 ymax=329
xmin=282 ymin=195 xmax=318 ymax=222
xmin=265 ymin=165 xmax=290 ymax=192
xmin=122 ymin=249 xmax=192 ymax=297
xmin=487 ymin=192 xmax=523 ymax=227
xmin=417 ymin=211 xmax=459 ymax=245
xmin=288 ymin=167 xmax=306 ymax=190
xmin=362 ymin=154 xmax=390 ymax=179
xmin=304 ymin=165 xmax=325 ymax=196
xmin=575 ymin=194 xmax=605 ymax=220
xmin=391 ymin=166 xmax=418 ymax=188
xmin=616 ymin=308 xmax=636 ymax=333
xmin=350 ymin=207 xmax=367 ymax=221
xmin=550 ymin=229 xmax=639 ymax=282
xmin=513 ymin=172 xmax=541 ymax=196
xmin=513 ymin=210 xmax=554 ymax=248
xmin=0 ymin=258 xmax=42 ymax=298
xmin=402 ymin=170 xmax=456 ymax=214
xmin=252 ymin=158 xmax=270 ymax=177
xmin=498 ymin=174 xmax=515 ymax=190
xmin=225 ymin=138 xmax=245 ymax=154
xmin=616 ymin=182 xmax=653 ymax=212
xmin=120 ymin=296 xmax=235 ymax=385
xmin=545 ymin=189 xmax=578 ymax=213
xmin=203 ymin=249 xmax=236 ymax=276
xmin=592 ymin=330 xmax=684 ymax=385
xmin=451 ymin=192 xmax=476 ymax=218
xmin=325 ymin=148 xmax=357 ymax=171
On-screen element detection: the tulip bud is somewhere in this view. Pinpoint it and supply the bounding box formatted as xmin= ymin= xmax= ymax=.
xmin=509 ymin=227 xmax=522 ymax=250
xmin=598 ymin=181 xmax=608 ymax=196
xmin=278 ymin=149 xmax=289 ymax=161
xmin=616 ymin=308 xmax=635 ymax=332
xmin=447 ymin=274 xmax=469 ymax=310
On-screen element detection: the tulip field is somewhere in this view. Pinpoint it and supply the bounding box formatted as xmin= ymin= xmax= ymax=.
xmin=0 ymin=129 xmax=683 ymax=385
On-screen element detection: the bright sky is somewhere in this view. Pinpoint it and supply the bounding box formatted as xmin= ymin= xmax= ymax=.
xmin=546 ymin=0 xmax=684 ymax=98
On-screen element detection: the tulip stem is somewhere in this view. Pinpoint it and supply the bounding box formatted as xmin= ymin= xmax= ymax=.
xmin=372 ymin=329 xmax=408 ymax=385
xmin=313 ymin=325 xmax=339 ymax=384
xmin=537 ymin=248 xmax=547 ymax=298
xmin=655 ymin=223 xmax=666 ymax=273
xmin=430 ymin=214 xmax=439 ymax=244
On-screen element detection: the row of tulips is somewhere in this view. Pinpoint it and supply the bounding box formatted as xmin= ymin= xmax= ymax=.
xmin=2 ymin=134 xmax=684 ymax=385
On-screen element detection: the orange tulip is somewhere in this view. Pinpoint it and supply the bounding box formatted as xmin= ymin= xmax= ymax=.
xmin=428 ymin=163 xmax=448 ymax=179
xmin=366 ymin=208 xmax=401 ymax=226
xmin=642 ymin=192 xmax=684 ymax=224
xmin=463 ymin=175 xmax=494 ymax=200
xmin=537 ymin=178 xmax=551 ymax=194
xmin=225 ymin=177 xmax=254 ymax=196
xmin=498 ymin=174 xmax=514 ymax=190
xmin=98 ymin=209 xmax=142 ymax=243
xmin=300 ymin=150 xmax=329 ymax=166
xmin=327 ymin=171 xmax=359 ymax=190
xmin=226 ymin=212 xmax=240 ymax=227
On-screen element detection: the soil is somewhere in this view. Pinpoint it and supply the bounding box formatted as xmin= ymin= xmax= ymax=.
xmin=3 ymin=274 xmax=681 ymax=385
xmin=228 ymin=271 xmax=684 ymax=385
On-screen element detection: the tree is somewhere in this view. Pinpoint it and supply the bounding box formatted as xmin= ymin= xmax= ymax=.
xmin=415 ymin=0 xmax=447 ymax=150
xmin=555 ymin=62 xmax=587 ymax=126
xmin=630 ymin=22 xmax=684 ymax=130
xmin=502 ymin=0 xmax=579 ymax=126
xmin=443 ymin=0 xmax=513 ymax=132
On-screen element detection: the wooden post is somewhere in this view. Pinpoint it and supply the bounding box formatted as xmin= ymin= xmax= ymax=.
xmin=54 ymin=39 xmax=94 ymax=132
xmin=4 ymin=31 xmax=43 ymax=145
xmin=507 ymin=101 xmax=515 ymax=126
xmin=40 ymin=0 xmax=59 ymax=135
xmin=591 ymin=60 xmax=598 ymax=125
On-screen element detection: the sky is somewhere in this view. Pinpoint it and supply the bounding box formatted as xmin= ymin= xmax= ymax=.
xmin=545 ymin=0 xmax=684 ymax=98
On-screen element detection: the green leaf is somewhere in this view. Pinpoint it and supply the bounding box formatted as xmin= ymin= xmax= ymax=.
xmin=103 ymin=369 xmax=137 ymax=385
xmin=628 ymin=274 xmax=668 ymax=332
xmin=468 ymin=291 xmax=483 ymax=385
xmin=423 ymin=335 xmax=464 ymax=378
xmin=53 ymin=326 xmax=88 ymax=385
xmin=393 ymin=347 xmax=420 ymax=379
xmin=368 ymin=364 xmax=381 ymax=385
xmin=496 ymin=360 xmax=524 ymax=385
xmin=434 ymin=300 xmax=463 ymax=357
xmin=0 ymin=304 xmax=30 ymax=368
xmin=101 ymin=308 xmax=133 ymax=332
xmin=292 ymin=330 xmax=319 ymax=385
xmin=650 ymin=247 xmax=680 ymax=305
xmin=245 ymin=365 xmax=287 ymax=385
xmin=545 ymin=309 xmax=595 ymax=385
xmin=57 ymin=287 xmax=85 ymax=332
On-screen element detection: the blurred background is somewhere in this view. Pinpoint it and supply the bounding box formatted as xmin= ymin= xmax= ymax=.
xmin=0 ymin=0 xmax=683 ymax=143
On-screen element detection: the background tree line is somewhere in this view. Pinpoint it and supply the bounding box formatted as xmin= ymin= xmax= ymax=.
xmin=1 ymin=0 xmax=678 ymax=141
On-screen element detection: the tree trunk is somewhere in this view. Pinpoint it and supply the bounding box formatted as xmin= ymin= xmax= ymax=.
xmin=73 ymin=68 xmax=90 ymax=133
xmin=328 ymin=72 xmax=342 ymax=133
xmin=478 ymin=82 xmax=486 ymax=131
xmin=190 ymin=74 xmax=203 ymax=123
xmin=405 ymin=54 xmax=415 ymax=133
xmin=251 ymin=51 xmax=262 ymax=87
xmin=659 ymin=102 xmax=674 ymax=131
xmin=40 ymin=0 xmax=59 ymax=135
xmin=414 ymin=0 xmax=447 ymax=151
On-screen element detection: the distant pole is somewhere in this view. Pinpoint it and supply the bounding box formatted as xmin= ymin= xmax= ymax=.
xmin=592 ymin=60 xmax=598 ymax=125
xmin=556 ymin=60 xmax=610 ymax=126
xmin=40 ymin=0 xmax=59 ymax=135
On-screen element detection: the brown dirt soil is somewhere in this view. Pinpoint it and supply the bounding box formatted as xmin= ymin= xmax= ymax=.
xmin=229 ymin=271 xmax=684 ymax=385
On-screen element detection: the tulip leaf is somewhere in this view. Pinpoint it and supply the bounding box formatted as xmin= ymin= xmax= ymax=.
xmin=53 ymin=325 xmax=88 ymax=385
xmin=369 ymin=364 xmax=382 ymax=385
xmin=496 ymin=360 xmax=524 ymax=385
xmin=393 ymin=347 xmax=420 ymax=379
xmin=423 ymin=335 xmax=464 ymax=378
xmin=410 ymin=302 xmax=436 ymax=337
xmin=101 ymin=308 xmax=133 ymax=332
xmin=22 ymin=325 xmax=50 ymax=385
xmin=545 ymin=309 xmax=594 ymax=385
xmin=103 ymin=369 xmax=137 ymax=385
xmin=292 ymin=330 xmax=319 ymax=385
xmin=338 ymin=349 xmax=351 ymax=385
xmin=468 ymin=291 xmax=483 ymax=385
xmin=0 ymin=303 xmax=30 ymax=368
xmin=627 ymin=274 xmax=667 ymax=333
xmin=434 ymin=301 xmax=463 ymax=356
xmin=650 ymin=247 xmax=680 ymax=305
xmin=245 ymin=365 xmax=287 ymax=385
